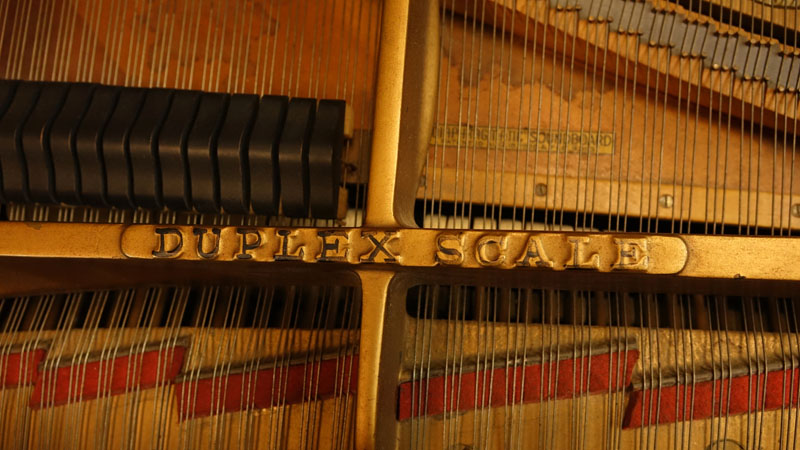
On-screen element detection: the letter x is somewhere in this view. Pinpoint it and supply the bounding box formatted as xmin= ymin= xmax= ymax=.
xmin=362 ymin=232 xmax=397 ymax=263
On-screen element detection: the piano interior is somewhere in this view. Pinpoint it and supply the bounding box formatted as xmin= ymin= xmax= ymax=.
xmin=1 ymin=0 xmax=800 ymax=449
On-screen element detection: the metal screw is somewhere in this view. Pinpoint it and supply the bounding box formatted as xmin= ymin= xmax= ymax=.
xmin=534 ymin=183 xmax=547 ymax=197
xmin=658 ymin=194 xmax=674 ymax=208
xmin=706 ymin=439 xmax=744 ymax=450
xmin=792 ymin=203 xmax=800 ymax=218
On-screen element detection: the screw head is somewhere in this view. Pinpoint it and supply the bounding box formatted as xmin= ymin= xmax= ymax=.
xmin=658 ymin=194 xmax=674 ymax=208
xmin=535 ymin=183 xmax=547 ymax=197
xmin=706 ymin=439 xmax=744 ymax=450
xmin=792 ymin=203 xmax=800 ymax=218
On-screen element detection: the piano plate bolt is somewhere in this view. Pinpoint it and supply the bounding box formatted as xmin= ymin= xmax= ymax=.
xmin=792 ymin=203 xmax=800 ymax=218
xmin=534 ymin=183 xmax=548 ymax=197
xmin=658 ymin=194 xmax=674 ymax=208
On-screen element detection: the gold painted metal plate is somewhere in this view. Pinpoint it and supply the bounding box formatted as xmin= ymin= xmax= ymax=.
xmin=365 ymin=0 xmax=440 ymax=228
xmin=1 ymin=221 xmax=799 ymax=281
xmin=0 ymin=222 xmax=686 ymax=274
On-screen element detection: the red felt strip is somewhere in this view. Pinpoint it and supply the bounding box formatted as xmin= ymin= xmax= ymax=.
xmin=397 ymin=349 xmax=640 ymax=421
xmin=174 ymin=355 xmax=359 ymax=420
xmin=623 ymin=368 xmax=800 ymax=428
xmin=1 ymin=349 xmax=46 ymax=387
xmin=29 ymin=346 xmax=186 ymax=408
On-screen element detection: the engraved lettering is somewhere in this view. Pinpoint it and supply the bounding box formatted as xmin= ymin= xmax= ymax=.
xmin=236 ymin=229 xmax=262 ymax=260
xmin=275 ymin=229 xmax=304 ymax=261
xmin=317 ymin=231 xmax=349 ymax=262
xmin=435 ymin=234 xmax=464 ymax=265
xmin=193 ymin=228 xmax=221 ymax=259
xmin=360 ymin=231 xmax=397 ymax=263
xmin=476 ymin=235 xmax=506 ymax=266
xmin=566 ymin=237 xmax=600 ymax=269
xmin=612 ymin=238 xmax=649 ymax=271
xmin=140 ymin=227 xmax=667 ymax=272
xmin=754 ymin=0 xmax=798 ymax=8
xmin=515 ymin=236 xmax=553 ymax=268
xmin=152 ymin=228 xmax=183 ymax=258
xmin=431 ymin=124 xmax=613 ymax=154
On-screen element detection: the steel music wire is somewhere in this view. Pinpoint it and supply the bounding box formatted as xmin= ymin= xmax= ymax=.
xmin=411 ymin=5 xmax=800 ymax=444
xmin=421 ymin=0 xmax=800 ymax=235
xmin=2 ymin=0 xmax=800 ymax=449
xmin=0 ymin=0 xmax=378 ymax=448
xmin=402 ymin=284 xmax=800 ymax=449
xmin=0 ymin=284 xmax=363 ymax=449
xmin=0 ymin=0 xmax=381 ymax=227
